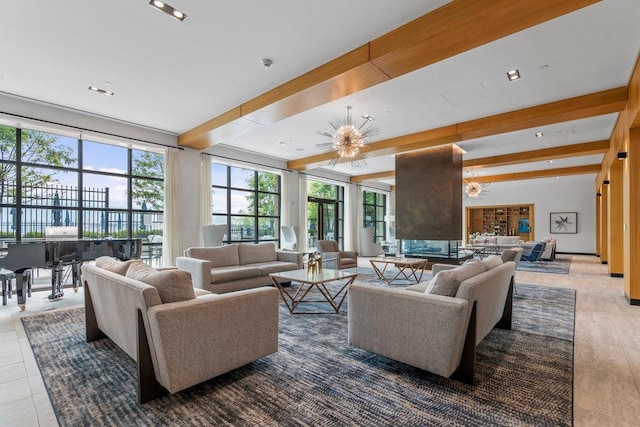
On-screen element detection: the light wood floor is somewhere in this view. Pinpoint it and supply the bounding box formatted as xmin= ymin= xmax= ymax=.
xmin=1 ymin=255 xmax=639 ymax=426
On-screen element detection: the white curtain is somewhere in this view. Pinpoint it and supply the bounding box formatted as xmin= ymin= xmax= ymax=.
xmin=163 ymin=147 xmax=180 ymax=266
xmin=342 ymin=183 xmax=357 ymax=251
xmin=356 ymin=186 xmax=364 ymax=252
xmin=200 ymin=153 xmax=213 ymax=245
xmin=281 ymin=171 xmax=291 ymax=229
xmin=298 ymin=174 xmax=308 ymax=251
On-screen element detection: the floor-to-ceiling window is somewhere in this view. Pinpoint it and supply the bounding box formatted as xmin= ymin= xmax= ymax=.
xmin=363 ymin=190 xmax=386 ymax=243
xmin=210 ymin=162 xmax=281 ymax=245
xmin=0 ymin=125 xmax=165 ymax=246
xmin=307 ymin=180 xmax=344 ymax=249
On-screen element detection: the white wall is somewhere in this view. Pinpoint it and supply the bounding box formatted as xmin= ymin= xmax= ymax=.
xmin=463 ymin=175 xmax=597 ymax=254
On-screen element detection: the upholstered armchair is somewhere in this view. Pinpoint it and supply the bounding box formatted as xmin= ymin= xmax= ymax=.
xmin=202 ymin=224 xmax=227 ymax=247
xmin=359 ymin=227 xmax=383 ymax=257
xmin=541 ymin=238 xmax=557 ymax=260
xmin=315 ymin=240 xmax=358 ymax=269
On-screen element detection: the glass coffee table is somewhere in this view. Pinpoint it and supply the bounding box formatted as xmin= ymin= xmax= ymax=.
xmin=369 ymin=256 xmax=428 ymax=285
xmin=270 ymin=269 xmax=358 ymax=314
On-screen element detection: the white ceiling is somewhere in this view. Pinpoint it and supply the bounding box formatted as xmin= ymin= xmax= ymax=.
xmin=2 ymin=1 xmax=640 ymax=186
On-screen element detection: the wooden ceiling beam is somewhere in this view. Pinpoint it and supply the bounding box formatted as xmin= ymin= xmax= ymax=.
xmin=464 ymin=140 xmax=610 ymax=169
xmin=351 ymin=171 xmax=396 ymax=184
xmin=294 ymin=87 xmax=626 ymax=171
xmin=472 ymin=164 xmax=601 ymax=184
xmin=179 ymin=0 xmax=601 ymax=150
xmin=350 ymin=140 xmax=609 ymax=183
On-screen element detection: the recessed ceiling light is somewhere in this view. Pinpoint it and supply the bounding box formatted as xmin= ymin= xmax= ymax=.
xmin=278 ymin=141 xmax=287 ymax=146
xmin=261 ymin=58 xmax=273 ymax=68
xmin=535 ymin=132 xmax=544 ymax=138
xmin=555 ymin=176 xmax=560 ymax=179
xmin=148 ymin=0 xmax=187 ymax=22
xmin=548 ymin=160 xmax=555 ymax=164
xmin=88 ymin=86 xmax=114 ymax=96
xmin=506 ymin=69 xmax=521 ymax=81
xmin=361 ymin=114 xmax=374 ymax=121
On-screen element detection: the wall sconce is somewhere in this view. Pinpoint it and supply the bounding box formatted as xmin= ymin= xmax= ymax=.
xmin=603 ymin=180 xmax=610 ymax=185
xmin=617 ymin=152 xmax=628 ymax=160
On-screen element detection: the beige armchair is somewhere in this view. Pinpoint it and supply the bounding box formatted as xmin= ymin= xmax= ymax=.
xmin=315 ymin=240 xmax=358 ymax=269
xmin=359 ymin=227 xmax=383 ymax=257
xmin=349 ymin=260 xmax=515 ymax=384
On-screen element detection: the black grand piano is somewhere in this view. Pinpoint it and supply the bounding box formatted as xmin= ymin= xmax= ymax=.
xmin=0 ymin=239 xmax=141 ymax=310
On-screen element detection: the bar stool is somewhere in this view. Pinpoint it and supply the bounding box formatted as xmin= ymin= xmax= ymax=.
xmin=1 ymin=268 xmax=16 ymax=306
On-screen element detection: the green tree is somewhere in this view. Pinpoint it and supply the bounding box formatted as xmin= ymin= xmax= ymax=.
xmin=0 ymin=126 xmax=76 ymax=237
xmin=0 ymin=128 xmax=75 ymax=229
xmin=238 ymin=172 xmax=279 ymax=239
xmin=131 ymin=151 xmax=164 ymax=210
xmin=0 ymin=128 xmax=75 ymax=200
xmin=245 ymin=172 xmax=278 ymax=216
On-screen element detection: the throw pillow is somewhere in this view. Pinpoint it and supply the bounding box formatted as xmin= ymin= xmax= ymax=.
xmin=95 ymin=256 xmax=140 ymax=276
xmin=482 ymin=255 xmax=503 ymax=270
xmin=425 ymin=261 xmax=486 ymax=296
xmin=126 ymin=262 xmax=196 ymax=304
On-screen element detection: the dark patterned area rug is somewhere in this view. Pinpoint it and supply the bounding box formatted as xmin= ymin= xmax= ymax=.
xmin=22 ymin=283 xmax=574 ymax=426
xmin=517 ymin=256 xmax=572 ymax=274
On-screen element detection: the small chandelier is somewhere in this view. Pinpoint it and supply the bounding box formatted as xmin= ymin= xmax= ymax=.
xmin=463 ymin=171 xmax=489 ymax=199
xmin=317 ymin=106 xmax=379 ymax=167
xmin=464 ymin=181 xmax=484 ymax=198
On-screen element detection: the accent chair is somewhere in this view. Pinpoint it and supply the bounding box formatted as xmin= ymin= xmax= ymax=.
xmin=315 ymin=240 xmax=358 ymax=269
xmin=358 ymin=227 xmax=383 ymax=257
xmin=202 ymin=224 xmax=227 ymax=247
xmin=281 ymin=225 xmax=299 ymax=251
xmin=522 ymin=242 xmax=546 ymax=264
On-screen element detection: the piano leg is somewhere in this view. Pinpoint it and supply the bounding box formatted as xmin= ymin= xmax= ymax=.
xmin=26 ymin=270 xmax=32 ymax=298
xmin=48 ymin=264 xmax=65 ymax=300
xmin=1 ymin=275 xmax=7 ymax=306
xmin=72 ymin=262 xmax=82 ymax=293
xmin=16 ymin=274 xmax=27 ymax=311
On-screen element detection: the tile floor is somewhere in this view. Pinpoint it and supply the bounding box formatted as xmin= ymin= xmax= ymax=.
xmin=0 ymin=255 xmax=639 ymax=426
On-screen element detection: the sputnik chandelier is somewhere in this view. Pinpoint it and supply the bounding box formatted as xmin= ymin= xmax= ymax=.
xmin=317 ymin=106 xmax=380 ymax=168
xmin=464 ymin=181 xmax=484 ymax=198
xmin=463 ymin=172 xmax=489 ymax=199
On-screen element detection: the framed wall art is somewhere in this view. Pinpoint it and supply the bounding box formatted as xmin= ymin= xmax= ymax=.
xmin=550 ymin=212 xmax=577 ymax=234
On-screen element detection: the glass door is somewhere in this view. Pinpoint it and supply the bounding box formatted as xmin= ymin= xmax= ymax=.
xmin=307 ymin=198 xmax=338 ymax=250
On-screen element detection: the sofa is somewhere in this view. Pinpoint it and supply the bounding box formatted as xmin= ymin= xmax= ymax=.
xmin=82 ymin=257 xmax=279 ymax=403
xmin=176 ymin=242 xmax=303 ymax=294
xmin=470 ymin=235 xmax=522 ymax=248
xmin=348 ymin=255 xmax=515 ymax=384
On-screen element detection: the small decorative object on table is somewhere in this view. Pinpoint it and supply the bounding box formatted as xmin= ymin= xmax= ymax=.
xmin=308 ymin=257 xmax=318 ymax=275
